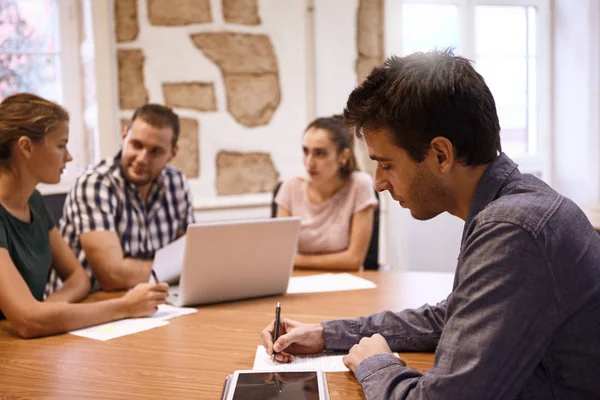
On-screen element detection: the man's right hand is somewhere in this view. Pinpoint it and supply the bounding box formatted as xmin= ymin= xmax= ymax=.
xmin=260 ymin=317 xmax=326 ymax=363
xmin=121 ymin=282 xmax=169 ymax=318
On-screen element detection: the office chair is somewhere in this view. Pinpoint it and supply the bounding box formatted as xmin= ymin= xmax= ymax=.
xmin=42 ymin=192 xmax=68 ymax=224
xmin=270 ymin=181 xmax=380 ymax=270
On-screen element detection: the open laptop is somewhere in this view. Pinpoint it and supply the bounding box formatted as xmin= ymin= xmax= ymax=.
xmin=152 ymin=217 xmax=301 ymax=307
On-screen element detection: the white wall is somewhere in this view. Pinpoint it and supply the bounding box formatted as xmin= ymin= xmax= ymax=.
xmin=552 ymin=0 xmax=600 ymax=203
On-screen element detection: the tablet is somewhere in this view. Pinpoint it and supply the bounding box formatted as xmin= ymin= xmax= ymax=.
xmin=223 ymin=370 xmax=329 ymax=400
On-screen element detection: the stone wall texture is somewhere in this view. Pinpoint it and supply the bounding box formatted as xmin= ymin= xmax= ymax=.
xmin=117 ymin=49 xmax=149 ymax=109
xmin=170 ymin=118 xmax=200 ymax=178
xmin=222 ymin=0 xmax=261 ymax=25
xmin=216 ymin=151 xmax=279 ymax=195
xmin=115 ymin=0 xmax=139 ymax=42
xmin=191 ymin=32 xmax=280 ymax=127
xmin=148 ymin=0 xmax=212 ymax=26
xmin=162 ymin=82 xmax=217 ymax=112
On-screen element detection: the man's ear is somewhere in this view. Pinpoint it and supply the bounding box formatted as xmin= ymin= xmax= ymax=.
xmin=16 ymin=136 xmax=34 ymax=159
xmin=121 ymin=125 xmax=129 ymax=142
xmin=168 ymin=144 xmax=178 ymax=163
xmin=429 ymin=137 xmax=454 ymax=173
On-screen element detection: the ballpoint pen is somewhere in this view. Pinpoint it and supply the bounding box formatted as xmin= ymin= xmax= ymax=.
xmin=151 ymin=269 xmax=160 ymax=284
xmin=272 ymin=302 xmax=281 ymax=362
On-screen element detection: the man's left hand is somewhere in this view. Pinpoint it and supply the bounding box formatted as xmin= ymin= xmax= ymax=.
xmin=343 ymin=333 xmax=394 ymax=373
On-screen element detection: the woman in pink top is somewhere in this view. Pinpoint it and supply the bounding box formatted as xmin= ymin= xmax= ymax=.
xmin=275 ymin=115 xmax=378 ymax=271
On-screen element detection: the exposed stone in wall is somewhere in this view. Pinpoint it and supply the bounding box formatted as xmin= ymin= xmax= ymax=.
xmin=356 ymin=0 xmax=384 ymax=177
xmin=216 ymin=151 xmax=279 ymax=195
xmin=356 ymin=0 xmax=384 ymax=84
xmin=222 ymin=0 xmax=260 ymax=25
xmin=223 ymin=75 xmax=279 ymax=127
xmin=191 ymin=32 xmax=280 ymax=127
xmin=170 ymin=118 xmax=200 ymax=178
xmin=148 ymin=0 xmax=212 ymax=26
xmin=162 ymin=82 xmax=217 ymax=112
xmin=115 ymin=0 xmax=139 ymax=42
xmin=117 ymin=49 xmax=149 ymax=109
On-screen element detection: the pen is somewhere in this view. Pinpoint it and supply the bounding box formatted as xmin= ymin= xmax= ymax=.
xmin=272 ymin=302 xmax=281 ymax=362
xmin=151 ymin=269 xmax=160 ymax=284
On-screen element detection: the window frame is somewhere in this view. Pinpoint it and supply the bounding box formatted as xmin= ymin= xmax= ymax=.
xmin=384 ymin=0 xmax=552 ymax=181
xmin=0 ymin=0 xmax=86 ymax=195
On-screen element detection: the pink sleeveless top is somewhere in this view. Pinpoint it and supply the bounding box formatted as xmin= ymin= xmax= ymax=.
xmin=275 ymin=171 xmax=378 ymax=254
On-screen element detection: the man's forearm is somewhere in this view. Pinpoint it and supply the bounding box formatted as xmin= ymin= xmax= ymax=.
xmin=45 ymin=273 xmax=90 ymax=303
xmin=323 ymin=302 xmax=447 ymax=353
xmin=95 ymin=258 xmax=153 ymax=290
xmin=120 ymin=258 xmax=153 ymax=287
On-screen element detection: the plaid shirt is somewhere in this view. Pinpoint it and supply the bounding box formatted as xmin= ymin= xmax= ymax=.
xmin=47 ymin=152 xmax=195 ymax=292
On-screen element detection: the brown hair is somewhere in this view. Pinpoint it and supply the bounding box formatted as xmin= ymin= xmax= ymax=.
xmin=127 ymin=104 xmax=180 ymax=147
xmin=0 ymin=93 xmax=69 ymax=160
xmin=344 ymin=49 xmax=501 ymax=166
xmin=306 ymin=115 xmax=359 ymax=178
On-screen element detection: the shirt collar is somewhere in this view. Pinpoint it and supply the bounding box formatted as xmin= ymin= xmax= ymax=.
xmin=462 ymin=153 xmax=520 ymax=240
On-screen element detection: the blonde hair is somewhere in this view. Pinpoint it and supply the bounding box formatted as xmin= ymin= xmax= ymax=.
xmin=0 ymin=93 xmax=69 ymax=160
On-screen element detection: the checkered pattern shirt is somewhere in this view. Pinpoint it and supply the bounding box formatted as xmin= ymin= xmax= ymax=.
xmin=47 ymin=152 xmax=195 ymax=292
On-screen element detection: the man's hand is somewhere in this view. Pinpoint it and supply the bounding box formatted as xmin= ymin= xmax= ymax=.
xmin=343 ymin=334 xmax=395 ymax=373
xmin=260 ymin=317 xmax=325 ymax=363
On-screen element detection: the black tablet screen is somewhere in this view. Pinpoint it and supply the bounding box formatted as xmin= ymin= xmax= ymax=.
xmin=232 ymin=371 xmax=320 ymax=400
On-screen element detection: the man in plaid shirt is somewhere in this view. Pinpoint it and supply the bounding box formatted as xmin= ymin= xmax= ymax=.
xmin=48 ymin=104 xmax=195 ymax=292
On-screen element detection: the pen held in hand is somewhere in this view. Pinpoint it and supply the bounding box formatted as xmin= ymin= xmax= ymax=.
xmin=272 ymin=302 xmax=281 ymax=362
xmin=151 ymin=269 xmax=160 ymax=284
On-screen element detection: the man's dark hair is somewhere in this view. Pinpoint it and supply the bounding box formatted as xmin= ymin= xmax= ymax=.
xmin=344 ymin=49 xmax=501 ymax=165
xmin=128 ymin=104 xmax=180 ymax=147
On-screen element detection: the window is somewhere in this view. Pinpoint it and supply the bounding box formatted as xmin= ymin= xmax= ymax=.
xmin=385 ymin=0 xmax=551 ymax=180
xmin=0 ymin=0 xmax=84 ymax=192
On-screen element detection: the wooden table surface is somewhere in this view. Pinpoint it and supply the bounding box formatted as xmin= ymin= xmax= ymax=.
xmin=581 ymin=203 xmax=600 ymax=232
xmin=0 ymin=271 xmax=453 ymax=399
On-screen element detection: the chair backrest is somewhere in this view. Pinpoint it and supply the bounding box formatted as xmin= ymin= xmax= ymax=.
xmin=363 ymin=190 xmax=380 ymax=270
xmin=271 ymin=181 xmax=283 ymax=218
xmin=270 ymin=181 xmax=380 ymax=270
xmin=42 ymin=192 xmax=68 ymax=225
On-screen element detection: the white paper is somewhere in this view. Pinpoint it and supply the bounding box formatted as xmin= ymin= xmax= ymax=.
xmin=286 ymin=273 xmax=376 ymax=294
xmin=69 ymin=318 xmax=169 ymax=341
xmin=149 ymin=304 xmax=197 ymax=321
xmin=152 ymin=235 xmax=186 ymax=284
xmin=252 ymin=345 xmax=350 ymax=372
xmin=68 ymin=305 xmax=195 ymax=341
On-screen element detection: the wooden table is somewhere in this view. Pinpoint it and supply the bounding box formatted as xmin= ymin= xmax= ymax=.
xmin=581 ymin=203 xmax=600 ymax=232
xmin=0 ymin=271 xmax=453 ymax=399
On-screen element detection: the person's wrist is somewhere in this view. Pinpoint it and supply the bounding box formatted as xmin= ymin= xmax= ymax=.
xmin=115 ymin=296 xmax=131 ymax=319
xmin=314 ymin=323 xmax=325 ymax=351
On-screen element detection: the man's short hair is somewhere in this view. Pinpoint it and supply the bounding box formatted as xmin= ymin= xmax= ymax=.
xmin=128 ymin=104 xmax=180 ymax=147
xmin=344 ymin=49 xmax=501 ymax=166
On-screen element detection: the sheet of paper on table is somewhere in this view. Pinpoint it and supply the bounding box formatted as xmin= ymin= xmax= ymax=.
xmin=286 ymin=273 xmax=376 ymax=294
xmin=152 ymin=235 xmax=186 ymax=284
xmin=252 ymin=345 xmax=350 ymax=372
xmin=69 ymin=305 xmax=197 ymax=341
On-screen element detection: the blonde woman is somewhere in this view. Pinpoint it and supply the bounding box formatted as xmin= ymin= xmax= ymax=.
xmin=0 ymin=93 xmax=168 ymax=338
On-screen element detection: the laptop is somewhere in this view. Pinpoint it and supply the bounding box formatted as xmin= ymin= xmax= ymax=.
xmin=152 ymin=217 xmax=301 ymax=307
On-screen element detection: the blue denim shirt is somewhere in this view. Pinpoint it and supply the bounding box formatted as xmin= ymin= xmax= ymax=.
xmin=322 ymin=153 xmax=600 ymax=399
